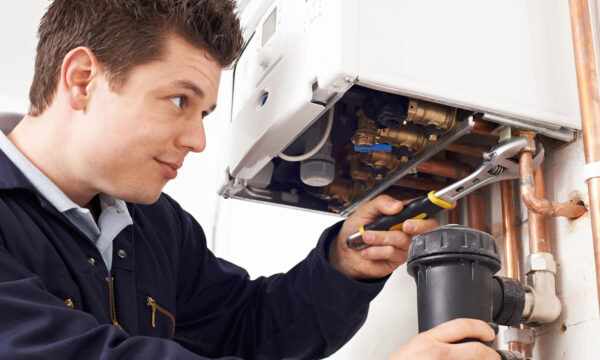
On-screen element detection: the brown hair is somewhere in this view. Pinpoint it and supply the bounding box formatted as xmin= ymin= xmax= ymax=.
xmin=29 ymin=0 xmax=244 ymax=116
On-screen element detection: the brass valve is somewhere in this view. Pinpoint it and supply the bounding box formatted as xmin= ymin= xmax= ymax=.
xmin=320 ymin=180 xmax=361 ymax=211
xmin=363 ymin=151 xmax=401 ymax=180
xmin=349 ymin=153 xmax=377 ymax=189
xmin=352 ymin=109 xmax=378 ymax=147
xmin=353 ymin=110 xmax=429 ymax=159
xmin=406 ymin=100 xmax=457 ymax=140
xmin=377 ymin=127 xmax=429 ymax=157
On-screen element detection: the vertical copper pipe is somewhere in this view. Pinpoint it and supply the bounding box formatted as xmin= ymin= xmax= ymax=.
xmin=529 ymin=165 xmax=550 ymax=254
xmin=569 ymin=0 xmax=600 ymax=317
xmin=467 ymin=192 xmax=486 ymax=232
xmin=500 ymin=180 xmax=523 ymax=353
xmin=501 ymin=181 xmax=520 ymax=279
xmin=448 ymin=205 xmax=460 ymax=224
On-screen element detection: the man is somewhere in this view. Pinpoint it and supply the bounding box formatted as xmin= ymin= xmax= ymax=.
xmin=0 ymin=1 xmax=499 ymax=359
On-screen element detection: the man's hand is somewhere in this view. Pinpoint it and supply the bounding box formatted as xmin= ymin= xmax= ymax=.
xmin=388 ymin=319 xmax=500 ymax=360
xmin=329 ymin=194 xmax=439 ymax=280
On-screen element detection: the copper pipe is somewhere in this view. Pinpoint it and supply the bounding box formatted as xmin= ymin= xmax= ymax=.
xmin=529 ymin=165 xmax=551 ymax=253
xmin=519 ymin=151 xmax=587 ymax=218
xmin=467 ymin=191 xmax=486 ymax=232
xmin=472 ymin=118 xmax=499 ymax=137
xmin=500 ymin=180 xmax=524 ymax=354
xmin=416 ymin=158 xmax=472 ymax=179
xmin=569 ymin=0 xmax=600 ymax=317
xmin=444 ymin=142 xmax=488 ymax=158
xmin=508 ymin=342 xmax=523 ymax=355
xmin=394 ymin=177 xmax=448 ymax=191
xmin=448 ymin=205 xmax=460 ymax=224
xmin=501 ymin=181 xmax=520 ymax=279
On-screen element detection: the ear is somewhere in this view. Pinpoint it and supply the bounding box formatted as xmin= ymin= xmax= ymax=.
xmin=60 ymin=47 xmax=101 ymax=112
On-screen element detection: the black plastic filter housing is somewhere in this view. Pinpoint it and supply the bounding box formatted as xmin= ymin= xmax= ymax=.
xmin=406 ymin=224 xmax=502 ymax=333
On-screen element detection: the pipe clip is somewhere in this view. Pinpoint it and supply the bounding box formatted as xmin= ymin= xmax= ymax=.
xmin=504 ymin=327 xmax=535 ymax=345
xmin=583 ymin=161 xmax=600 ymax=182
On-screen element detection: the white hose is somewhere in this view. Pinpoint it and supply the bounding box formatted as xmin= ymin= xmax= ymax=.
xmin=278 ymin=107 xmax=334 ymax=162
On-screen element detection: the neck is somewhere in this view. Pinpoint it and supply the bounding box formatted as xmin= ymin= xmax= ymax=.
xmin=7 ymin=110 xmax=97 ymax=208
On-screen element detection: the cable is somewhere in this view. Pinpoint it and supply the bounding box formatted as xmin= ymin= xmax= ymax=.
xmin=278 ymin=107 xmax=334 ymax=162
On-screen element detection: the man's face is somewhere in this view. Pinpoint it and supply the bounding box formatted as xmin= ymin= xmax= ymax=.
xmin=75 ymin=35 xmax=221 ymax=204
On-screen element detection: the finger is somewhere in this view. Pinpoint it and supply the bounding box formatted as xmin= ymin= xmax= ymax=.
xmin=361 ymin=246 xmax=407 ymax=264
xmin=402 ymin=218 xmax=438 ymax=235
xmin=360 ymin=245 xmax=395 ymax=261
xmin=356 ymin=195 xmax=404 ymax=219
xmin=363 ymin=230 xmax=411 ymax=250
xmin=426 ymin=318 xmax=495 ymax=344
xmin=441 ymin=342 xmax=501 ymax=360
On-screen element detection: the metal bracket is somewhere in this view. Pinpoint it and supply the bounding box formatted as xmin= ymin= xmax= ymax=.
xmin=483 ymin=113 xmax=575 ymax=142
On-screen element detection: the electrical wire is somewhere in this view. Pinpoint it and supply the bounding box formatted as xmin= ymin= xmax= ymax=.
xmin=278 ymin=107 xmax=334 ymax=162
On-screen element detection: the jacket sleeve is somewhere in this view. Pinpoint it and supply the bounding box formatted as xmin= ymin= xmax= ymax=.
xmin=171 ymin=201 xmax=388 ymax=360
xmin=0 ymin=235 xmax=243 ymax=360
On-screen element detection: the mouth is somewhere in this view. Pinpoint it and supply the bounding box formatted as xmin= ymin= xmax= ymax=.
xmin=154 ymin=158 xmax=181 ymax=180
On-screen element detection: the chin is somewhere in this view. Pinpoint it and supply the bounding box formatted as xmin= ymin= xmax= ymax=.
xmin=117 ymin=187 xmax=164 ymax=205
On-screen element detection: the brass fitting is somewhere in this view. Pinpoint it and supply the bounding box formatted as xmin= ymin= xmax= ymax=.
xmin=349 ymin=153 xmax=368 ymax=181
xmin=514 ymin=130 xmax=537 ymax=153
xmin=321 ymin=180 xmax=360 ymax=209
xmin=352 ymin=109 xmax=378 ymax=147
xmin=377 ymin=127 xmax=429 ymax=155
xmin=348 ymin=153 xmax=376 ymax=189
xmin=406 ymin=100 xmax=457 ymax=140
xmin=353 ymin=108 xmax=430 ymax=158
xmin=364 ymin=152 xmax=401 ymax=180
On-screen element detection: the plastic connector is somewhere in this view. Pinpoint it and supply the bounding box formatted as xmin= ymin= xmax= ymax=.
xmin=521 ymin=253 xmax=562 ymax=325
xmin=354 ymin=144 xmax=392 ymax=153
xmin=492 ymin=276 xmax=526 ymax=326
xmin=504 ymin=327 xmax=535 ymax=345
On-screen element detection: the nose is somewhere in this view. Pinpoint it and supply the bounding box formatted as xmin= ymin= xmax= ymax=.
xmin=175 ymin=116 xmax=206 ymax=153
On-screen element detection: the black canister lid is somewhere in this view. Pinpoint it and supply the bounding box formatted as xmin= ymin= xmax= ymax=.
xmin=407 ymin=224 xmax=501 ymax=265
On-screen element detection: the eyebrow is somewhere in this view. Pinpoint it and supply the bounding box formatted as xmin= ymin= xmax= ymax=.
xmin=172 ymin=80 xmax=205 ymax=98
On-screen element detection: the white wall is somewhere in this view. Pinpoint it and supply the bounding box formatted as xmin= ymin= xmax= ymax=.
xmin=0 ymin=1 xmax=47 ymax=113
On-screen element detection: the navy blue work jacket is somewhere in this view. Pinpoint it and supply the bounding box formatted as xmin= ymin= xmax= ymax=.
xmin=0 ymin=150 xmax=386 ymax=359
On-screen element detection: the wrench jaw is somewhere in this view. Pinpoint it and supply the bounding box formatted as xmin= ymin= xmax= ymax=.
xmin=486 ymin=141 xmax=545 ymax=182
xmin=434 ymin=137 xmax=544 ymax=203
xmin=531 ymin=145 xmax=545 ymax=171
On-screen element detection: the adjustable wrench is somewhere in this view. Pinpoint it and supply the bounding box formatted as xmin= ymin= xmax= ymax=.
xmin=346 ymin=136 xmax=544 ymax=250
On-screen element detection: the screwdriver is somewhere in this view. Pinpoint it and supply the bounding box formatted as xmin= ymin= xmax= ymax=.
xmin=346 ymin=191 xmax=453 ymax=249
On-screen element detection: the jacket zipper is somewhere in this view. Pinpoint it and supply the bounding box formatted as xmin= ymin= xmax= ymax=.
xmin=105 ymin=276 xmax=123 ymax=329
xmin=64 ymin=298 xmax=74 ymax=309
xmin=147 ymin=296 xmax=176 ymax=335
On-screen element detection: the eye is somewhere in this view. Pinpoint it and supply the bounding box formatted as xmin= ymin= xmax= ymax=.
xmin=170 ymin=95 xmax=186 ymax=109
xmin=202 ymin=110 xmax=209 ymax=118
